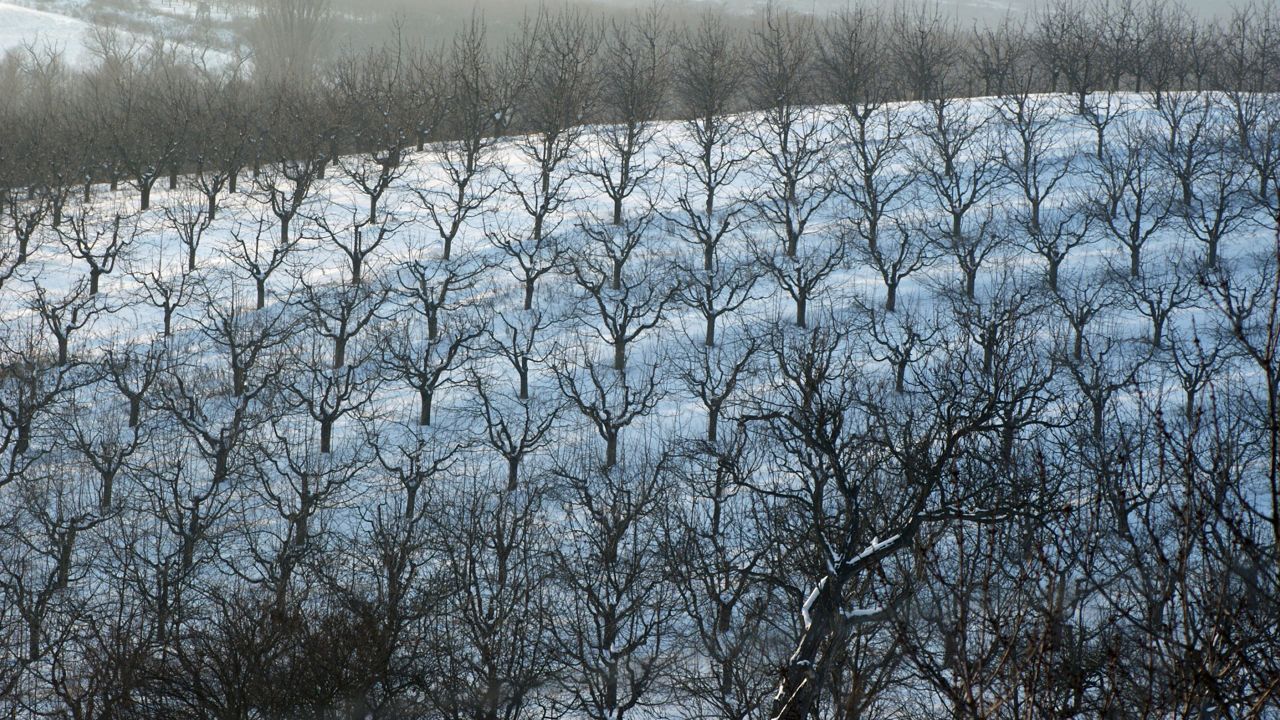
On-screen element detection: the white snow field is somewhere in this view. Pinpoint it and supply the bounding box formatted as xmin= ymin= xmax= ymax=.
xmin=0 ymin=92 xmax=1268 ymax=445
xmin=0 ymin=1 xmax=97 ymax=65
xmin=1 ymin=91 xmax=1276 ymax=717
xmin=0 ymin=0 xmax=236 ymax=67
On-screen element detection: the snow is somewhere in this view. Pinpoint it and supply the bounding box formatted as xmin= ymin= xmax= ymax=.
xmin=800 ymin=577 xmax=825 ymax=630
xmin=2 ymin=92 xmax=1273 ymax=607
xmin=0 ymin=2 xmax=96 ymax=66
xmin=0 ymin=0 xmax=236 ymax=67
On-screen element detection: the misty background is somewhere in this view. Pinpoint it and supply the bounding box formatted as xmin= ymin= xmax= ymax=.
xmin=1 ymin=0 xmax=1236 ymax=69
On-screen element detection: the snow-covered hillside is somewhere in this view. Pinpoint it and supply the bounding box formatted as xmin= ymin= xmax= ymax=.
xmin=2 ymin=90 xmax=1277 ymax=718
xmin=0 ymin=0 xmax=236 ymax=67
xmin=0 ymin=2 xmax=98 ymax=64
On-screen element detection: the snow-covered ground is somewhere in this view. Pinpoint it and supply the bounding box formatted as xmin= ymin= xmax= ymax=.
xmin=0 ymin=0 xmax=237 ymax=67
xmin=0 ymin=92 xmax=1267 ymax=451
xmin=2 ymin=91 xmax=1275 ymax=718
xmin=0 ymin=1 xmax=98 ymax=65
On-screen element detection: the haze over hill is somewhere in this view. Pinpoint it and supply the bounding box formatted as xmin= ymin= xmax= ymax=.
xmin=1 ymin=0 xmax=1238 ymax=65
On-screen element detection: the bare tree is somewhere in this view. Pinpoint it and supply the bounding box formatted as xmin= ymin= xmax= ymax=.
xmin=412 ymin=17 xmax=514 ymax=261
xmin=742 ymin=321 xmax=1028 ymax=720
xmin=664 ymin=12 xmax=750 ymax=274
xmin=860 ymin=301 xmax=939 ymax=393
xmin=1052 ymin=267 xmax=1120 ymax=363
xmin=582 ymin=9 xmax=670 ymax=226
xmin=668 ymin=330 xmax=759 ymax=444
xmin=425 ymin=473 xmax=560 ymax=720
xmin=753 ymin=226 xmax=847 ymax=329
xmin=996 ymin=92 xmax=1088 ymax=291
xmin=746 ymin=9 xmax=832 ymax=261
xmin=553 ymin=346 xmax=663 ymax=471
xmin=1033 ymin=0 xmax=1100 ymax=113
xmin=127 ymin=242 xmax=197 ymax=338
xmin=56 ymin=211 xmax=135 ymax=296
xmin=330 ymin=45 xmax=425 ymax=225
xmin=1088 ymin=120 xmax=1174 ymax=278
xmin=381 ymin=274 xmax=484 ymax=427
xmin=550 ymin=450 xmax=678 ymax=720
xmin=911 ymin=95 xmax=1003 ymax=298
xmin=489 ymin=305 xmax=561 ymax=402
xmin=308 ymin=207 xmax=402 ymax=287
xmin=1117 ymin=248 xmax=1201 ymax=349
xmin=222 ymin=214 xmax=302 ymax=309
xmin=570 ymin=247 xmax=673 ymax=372
xmin=470 ymin=372 xmax=561 ymax=491
xmin=664 ymin=430 xmax=777 ymax=720
xmin=672 ymin=249 xmax=761 ymax=348
xmin=162 ymin=192 xmax=212 ymax=273
xmin=1201 ymin=249 xmax=1280 ymax=573
xmin=102 ymin=341 xmax=165 ymax=429
xmin=293 ymin=276 xmax=386 ymax=370
xmin=494 ymin=9 xmax=600 ymax=311
xmin=1178 ymin=122 xmax=1251 ymax=267
xmin=29 ymin=277 xmax=109 ymax=366
xmin=890 ymin=2 xmax=962 ymax=100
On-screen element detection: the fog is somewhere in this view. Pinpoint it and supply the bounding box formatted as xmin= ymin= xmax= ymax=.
xmin=304 ymin=0 xmax=1237 ymax=52
xmin=2 ymin=0 xmax=1240 ymax=64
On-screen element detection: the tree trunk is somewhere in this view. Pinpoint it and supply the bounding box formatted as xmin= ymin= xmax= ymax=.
xmin=419 ymin=388 xmax=432 ymax=427
xmin=772 ymin=581 xmax=837 ymax=720
xmin=507 ymin=455 xmax=520 ymax=491
xmin=604 ymin=432 xmax=618 ymax=470
xmin=334 ymin=336 xmax=347 ymax=368
xmin=613 ymin=338 xmax=626 ymax=371
xmin=128 ymin=396 xmax=141 ymax=428
xmin=524 ymin=277 xmax=536 ymax=311
xmin=705 ymin=313 xmax=717 ymax=347
xmin=256 ymin=278 xmax=267 ymax=310
xmin=518 ymin=357 xmax=529 ymax=400
xmin=320 ymin=419 xmax=332 ymax=454
xmin=796 ymin=291 xmax=807 ymax=329
xmin=1092 ymin=399 xmax=1105 ymax=442
xmin=100 ymin=473 xmax=115 ymax=510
